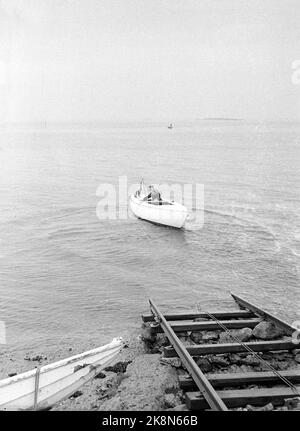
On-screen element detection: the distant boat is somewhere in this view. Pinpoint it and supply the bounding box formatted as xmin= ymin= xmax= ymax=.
xmin=0 ymin=337 xmax=123 ymax=411
xmin=168 ymin=123 xmax=174 ymax=129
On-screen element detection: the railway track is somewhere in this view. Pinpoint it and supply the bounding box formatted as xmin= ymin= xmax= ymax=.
xmin=142 ymin=293 xmax=300 ymax=411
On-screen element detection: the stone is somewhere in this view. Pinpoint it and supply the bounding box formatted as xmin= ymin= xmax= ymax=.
xmin=252 ymin=321 xmax=285 ymax=340
xmin=284 ymin=397 xmax=300 ymax=410
xmin=95 ymin=374 xmax=122 ymax=401
xmin=227 ymin=354 xmax=243 ymax=365
xmin=190 ymin=332 xmax=203 ymax=343
xmin=104 ymin=361 xmax=132 ymax=374
xmin=280 ymin=352 xmax=293 ymax=360
xmin=240 ymin=364 xmax=251 ymax=373
xmin=268 ymin=361 xmax=282 ymax=371
xmin=32 ymin=355 xmax=45 ymax=362
xmin=69 ymin=390 xmax=83 ymax=399
xmin=202 ymin=332 xmax=219 ymax=342
xmin=240 ymin=355 xmax=261 ymax=367
xmin=95 ymin=371 xmax=106 ymax=379
xmin=24 ymin=354 xmax=45 ymax=362
xmin=140 ymin=323 xmax=157 ymax=344
xmin=196 ymin=357 xmax=212 ymax=372
xmin=235 ymin=327 xmax=253 ymax=341
xmin=228 ymin=364 xmax=242 ymax=373
xmin=164 ymin=393 xmax=180 ymax=409
xmin=97 ymin=387 xmax=117 ymax=400
xmin=256 ymin=362 xmax=275 ymax=372
xmin=219 ymin=328 xmax=252 ymax=343
xmin=155 ymin=334 xmax=169 ymax=348
xmin=160 ymin=357 xmax=182 ymax=368
xmin=210 ymin=356 xmax=229 ymax=368
xmin=260 ymin=353 xmax=273 ymax=361
xmin=246 ymin=402 xmax=274 ymax=411
xmin=218 ymin=332 xmax=232 ymax=343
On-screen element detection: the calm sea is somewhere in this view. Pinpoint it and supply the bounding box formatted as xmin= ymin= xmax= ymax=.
xmin=0 ymin=120 xmax=299 ymax=358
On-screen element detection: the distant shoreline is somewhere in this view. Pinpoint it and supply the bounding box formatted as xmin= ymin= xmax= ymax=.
xmin=0 ymin=118 xmax=299 ymax=130
xmin=201 ymin=117 xmax=244 ymax=121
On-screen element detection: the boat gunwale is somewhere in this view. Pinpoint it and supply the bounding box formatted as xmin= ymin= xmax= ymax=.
xmin=130 ymin=195 xmax=187 ymax=214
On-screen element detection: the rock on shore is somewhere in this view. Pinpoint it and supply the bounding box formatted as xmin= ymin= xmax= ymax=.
xmin=252 ymin=321 xmax=286 ymax=340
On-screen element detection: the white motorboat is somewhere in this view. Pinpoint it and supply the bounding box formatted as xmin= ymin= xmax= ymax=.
xmin=130 ymin=182 xmax=188 ymax=229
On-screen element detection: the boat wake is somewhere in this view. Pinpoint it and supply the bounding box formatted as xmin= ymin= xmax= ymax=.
xmin=184 ymin=207 xmax=282 ymax=253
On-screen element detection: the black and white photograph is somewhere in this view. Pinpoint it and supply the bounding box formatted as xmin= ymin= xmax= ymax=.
xmin=0 ymin=0 xmax=299 ymax=416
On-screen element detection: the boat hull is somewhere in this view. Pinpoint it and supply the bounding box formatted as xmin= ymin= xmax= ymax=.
xmin=130 ymin=195 xmax=188 ymax=228
xmin=0 ymin=337 xmax=123 ymax=411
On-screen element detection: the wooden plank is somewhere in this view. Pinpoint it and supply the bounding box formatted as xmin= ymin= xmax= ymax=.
xmin=160 ymin=318 xmax=261 ymax=332
xmin=179 ymin=370 xmax=300 ymax=390
xmin=149 ymin=298 xmax=228 ymax=411
xmin=142 ymin=310 xmax=255 ymax=322
xmin=164 ymin=340 xmax=295 ymax=357
xmin=231 ymin=293 xmax=296 ymax=336
xmin=186 ymin=386 xmax=300 ymax=409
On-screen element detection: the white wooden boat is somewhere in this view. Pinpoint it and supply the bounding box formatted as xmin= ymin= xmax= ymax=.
xmin=130 ymin=193 xmax=188 ymax=229
xmin=0 ymin=337 xmax=123 ymax=411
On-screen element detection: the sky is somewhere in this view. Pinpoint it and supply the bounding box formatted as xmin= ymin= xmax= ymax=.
xmin=0 ymin=0 xmax=299 ymax=122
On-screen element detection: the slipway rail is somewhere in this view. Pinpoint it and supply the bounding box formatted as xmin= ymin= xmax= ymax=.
xmin=231 ymin=293 xmax=297 ymax=336
xmin=145 ymin=295 xmax=299 ymax=411
xmin=149 ymin=298 xmax=228 ymax=411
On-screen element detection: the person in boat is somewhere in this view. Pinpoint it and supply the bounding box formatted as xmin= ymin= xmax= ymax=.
xmin=143 ymin=185 xmax=162 ymax=205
